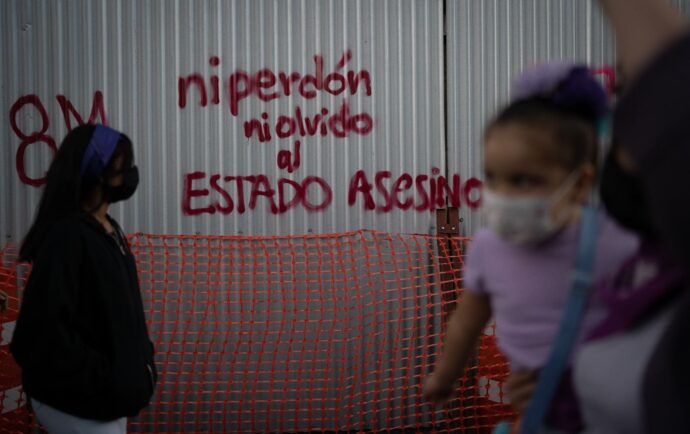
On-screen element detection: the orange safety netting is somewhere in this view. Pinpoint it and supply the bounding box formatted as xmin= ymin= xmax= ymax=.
xmin=0 ymin=230 xmax=514 ymax=433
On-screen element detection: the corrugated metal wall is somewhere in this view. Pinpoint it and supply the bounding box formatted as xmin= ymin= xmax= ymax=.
xmin=4 ymin=0 xmax=690 ymax=240
xmin=448 ymin=0 xmax=690 ymax=235
xmin=5 ymin=0 xmax=690 ymax=431
xmin=447 ymin=0 xmax=614 ymax=234
xmin=1 ymin=0 xmax=444 ymax=241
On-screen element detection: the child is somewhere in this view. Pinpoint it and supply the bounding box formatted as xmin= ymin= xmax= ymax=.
xmin=423 ymin=63 xmax=638 ymax=432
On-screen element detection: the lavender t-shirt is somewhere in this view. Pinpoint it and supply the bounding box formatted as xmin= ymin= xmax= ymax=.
xmin=465 ymin=211 xmax=639 ymax=370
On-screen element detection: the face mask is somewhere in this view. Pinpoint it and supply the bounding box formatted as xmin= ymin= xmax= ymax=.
xmin=483 ymin=171 xmax=580 ymax=244
xmin=600 ymin=151 xmax=654 ymax=237
xmin=104 ymin=165 xmax=139 ymax=203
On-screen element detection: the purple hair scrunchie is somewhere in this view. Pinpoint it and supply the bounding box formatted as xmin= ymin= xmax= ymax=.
xmin=512 ymin=62 xmax=610 ymax=120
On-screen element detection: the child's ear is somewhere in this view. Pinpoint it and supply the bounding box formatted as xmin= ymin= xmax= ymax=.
xmin=575 ymin=163 xmax=596 ymax=204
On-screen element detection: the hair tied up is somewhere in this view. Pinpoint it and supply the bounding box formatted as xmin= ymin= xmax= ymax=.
xmin=512 ymin=62 xmax=610 ymax=122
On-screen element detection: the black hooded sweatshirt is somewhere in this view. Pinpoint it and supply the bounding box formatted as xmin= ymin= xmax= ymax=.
xmin=10 ymin=213 xmax=156 ymax=421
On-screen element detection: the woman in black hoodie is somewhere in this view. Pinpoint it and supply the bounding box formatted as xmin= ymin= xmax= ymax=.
xmin=10 ymin=124 xmax=156 ymax=433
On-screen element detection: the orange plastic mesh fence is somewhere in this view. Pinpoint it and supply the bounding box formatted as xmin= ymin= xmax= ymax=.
xmin=0 ymin=231 xmax=514 ymax=433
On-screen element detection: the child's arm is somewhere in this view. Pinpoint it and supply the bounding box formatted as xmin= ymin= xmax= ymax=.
xmin=505 ymin=369 xmax=538 ymax=415
xmin=423 ymin=291 xmax=492 ymax=403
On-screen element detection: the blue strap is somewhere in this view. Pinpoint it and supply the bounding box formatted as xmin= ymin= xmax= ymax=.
xmin=493 ymin=421 xmax=512 ymax=434
xmin=517 ymin=206 xmax=599 ymax=434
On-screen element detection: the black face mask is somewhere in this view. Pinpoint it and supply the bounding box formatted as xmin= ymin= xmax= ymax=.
xmin=600 ymin=151 xmax=655 ymax=237
xmin=104 ymin=165 xmax=139 ymax=203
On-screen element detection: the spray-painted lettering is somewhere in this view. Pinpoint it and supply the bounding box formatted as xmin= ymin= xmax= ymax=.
xmin=348 ymin=168 xmax=483 ymax=212
xmin=182 ymin=168 xmax=482 ymax=216
xmin=178 ymin=50 xmax=372 ymax=118
xmin=182 ymin=171 xmax=333 ymax=215
xmin=243 ymin=100 xmax=373 ymax=142
xmin=9 ymin=91 xmax=107 ymax=187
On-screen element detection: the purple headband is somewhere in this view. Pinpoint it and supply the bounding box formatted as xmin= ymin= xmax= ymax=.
xmin=80 ymin=124 xmax=121 ymax=181
xmin=512 ymin=62 xmax=609 ymax=119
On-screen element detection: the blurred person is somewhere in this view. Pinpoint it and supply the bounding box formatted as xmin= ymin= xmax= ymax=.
xmin=506 ymin=1 xmax=690 ymax=432
xmin=423 ymin=63 xmax=638 ymax=433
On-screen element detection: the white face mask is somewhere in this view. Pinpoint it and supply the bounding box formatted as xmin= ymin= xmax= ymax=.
xmin=482 ymin=172 xmax=581 ymax=244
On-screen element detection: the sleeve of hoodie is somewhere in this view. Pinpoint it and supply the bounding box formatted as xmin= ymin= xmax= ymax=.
xmin=613 ymin=31 xmax=690 ymax=268
xmin=10 ymin=221 xmax=109 ymax=395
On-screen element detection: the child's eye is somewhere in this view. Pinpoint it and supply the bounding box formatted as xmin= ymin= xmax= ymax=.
xmin=511 ymin=174 xmax=543 ymax=188
xmin=484 ymin=171 xmax=497 ymax=188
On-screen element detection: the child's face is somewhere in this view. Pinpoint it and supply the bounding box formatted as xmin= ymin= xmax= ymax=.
xmin=484 ymin=123 xmax=593 ymax=218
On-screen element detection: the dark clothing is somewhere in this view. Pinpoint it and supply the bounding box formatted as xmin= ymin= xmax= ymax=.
xmin=643 ymin=289 xmax=690 ymax=433
xmin=588 ymin=241 xmax=686 ymax=341
xmin=613 ymin=31 xmax=690 ymax=434
xmin=10 ymin=213 xmax=156 ymax=421
xmin=614 ymin=32 xmax=690 ymax=268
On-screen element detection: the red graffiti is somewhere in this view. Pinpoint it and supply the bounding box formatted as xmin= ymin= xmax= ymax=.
xmin=592 ymin=66 xmax=617 ymax=96
xmin=182 ymin=172 xmax=333 ymax=216
xmin=348 ymin=169 xmax=483 ymax=212
xmin=178 ymin=50 xmax=372 ymax=118
xmin=10 ymin=95 xmax=57 ymax=187
xmin=276 ymin=141 xmax=301 ymax=173
xmin=56 ymin=91 xmax=108 ymax=130
xmin=9 ymin=91 xmax=107 ymax=187
xmin=243 ymin=100 xmax=373 ymax=142
xmin=183 ymin=168 xmax=482 ymax=217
